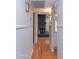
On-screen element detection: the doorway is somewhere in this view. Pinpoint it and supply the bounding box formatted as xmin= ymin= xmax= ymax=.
xmin=38 ymin=14 xmax=49 ymax=37
xmin=33 ymin=13 xmax=50 ymax=43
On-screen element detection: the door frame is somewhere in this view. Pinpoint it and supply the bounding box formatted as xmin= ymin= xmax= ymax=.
xmin=33 ymin=12 xmax=51 ymax=44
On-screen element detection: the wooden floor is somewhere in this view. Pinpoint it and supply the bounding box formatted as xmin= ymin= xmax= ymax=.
xmin=31 ymin=37 xmax=57 ymax=59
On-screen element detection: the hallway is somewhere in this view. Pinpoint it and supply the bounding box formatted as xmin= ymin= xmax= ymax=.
xmin=31 ymin=37 xmax=57 ymax=59
xmin=16 ymin=0 xmax=63 ymax=59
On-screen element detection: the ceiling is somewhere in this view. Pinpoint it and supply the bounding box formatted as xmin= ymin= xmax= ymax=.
xmin=31 ymin=1 xmax=45 ymax=8
xmin=29 ymin=0 xmax=55 ymax=8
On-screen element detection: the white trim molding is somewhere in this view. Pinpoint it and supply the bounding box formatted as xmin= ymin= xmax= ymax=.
xmin=29 ymin=49 xmax=33 ymax=59
xmin=57 ymin=25 xmax=63 ymax=28
xmin=16 ymin=25 xmax=32 ymax=30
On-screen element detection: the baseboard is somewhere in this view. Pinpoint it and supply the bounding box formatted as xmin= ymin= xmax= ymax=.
xmin=51 ymin=48 xmax=54 ymax=52
xmin=29 ymin=47 xmax=33 ymax=59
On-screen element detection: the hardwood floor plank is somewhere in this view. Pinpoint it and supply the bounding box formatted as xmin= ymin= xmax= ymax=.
xmin=31 ymin=37 xmax=57 ymax=59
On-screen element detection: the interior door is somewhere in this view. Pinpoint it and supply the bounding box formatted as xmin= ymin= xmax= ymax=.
xmin=38 ymin=14 xmax=46 ymax=34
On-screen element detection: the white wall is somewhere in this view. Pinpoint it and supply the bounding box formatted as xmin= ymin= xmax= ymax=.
xmin=51 ymin=7 xmax=57 ymax=50
xmin=16 ymin=27 xmax=33 ymax=59
xmin=51 ymin=0 xmax=63 ymax=59
xmin=51 ymin=19 xmax=57 ymax=50
xmin=56 ymin=0 xmax=63 ymax=59
xmin=46 ymin=17 xmax=49 ymax=32
xmin=34 ymin=13 xmax=38 ymax=43
xmin=16 ymin=0 xmax=33 ymax=59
